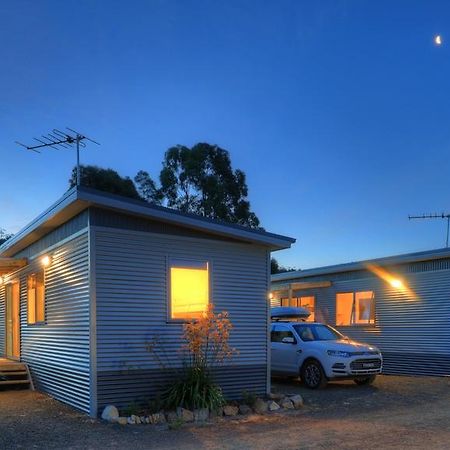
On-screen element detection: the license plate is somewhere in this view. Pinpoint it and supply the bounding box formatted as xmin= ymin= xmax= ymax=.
xmin=363 ymin=363 xmax=375 ymax=368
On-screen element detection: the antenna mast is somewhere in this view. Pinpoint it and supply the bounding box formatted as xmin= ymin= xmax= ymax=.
xmin=408 ymin=213 xmax=450 ymax=248
xmin=16 ymin=128 xmax=100 ymax=186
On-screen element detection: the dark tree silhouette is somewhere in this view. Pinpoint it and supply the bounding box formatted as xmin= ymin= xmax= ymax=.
xmin=69 ymin=165 xmax=141 ymax=200
xmin=135 ymin=143 xmax=260 ymax=228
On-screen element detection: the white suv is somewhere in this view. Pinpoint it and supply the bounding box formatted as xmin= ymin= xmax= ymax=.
xmin=271 ymin=318 xmax=383 ymax=388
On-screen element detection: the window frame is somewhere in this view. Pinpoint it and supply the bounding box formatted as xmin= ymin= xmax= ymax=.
xmin=27 ymin=270 xmax=46 ymax=326
xmin=167 ymin=257 xmax=212 ymax=323
xmin=335 ymin=290 xmax=376 ymax=327
xmin=270 ymin=324 xmax=297 ymax=344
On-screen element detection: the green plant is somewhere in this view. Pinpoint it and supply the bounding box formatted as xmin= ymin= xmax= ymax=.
xmin=241 ymin=390 xmax=257 ymax=408
xmin=168 ymin=417 xmax=184 ymax=430
xmin=163 ymin=366 xmax=225 ymax=411
xmin=147 ymin=394 xmax=164 ymax=414
xmin=122 ymin=401 xmax=141 ymax=417
xmin=162 ymin=305 xmax=237 ymax=411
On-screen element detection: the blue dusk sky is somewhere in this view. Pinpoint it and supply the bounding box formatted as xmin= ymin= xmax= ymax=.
xmin=1 ymin=0 xmax=450 ymax=269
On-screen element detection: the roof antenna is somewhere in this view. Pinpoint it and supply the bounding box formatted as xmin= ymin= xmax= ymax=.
xmin=16 ymin=128 xmax=100 ymax=186
xmin=408 ymin=213 xmax=450 ymax=248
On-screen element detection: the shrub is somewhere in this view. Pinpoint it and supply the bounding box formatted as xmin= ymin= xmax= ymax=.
xmin=163 ymin=304 xmax=237 ymax=411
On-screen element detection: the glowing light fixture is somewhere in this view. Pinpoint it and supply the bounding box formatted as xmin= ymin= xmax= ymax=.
xmin=41 ymin=255 xmax=51 ymax=267
xmin=390 ymin=279 xmax=404 ymax=289
xmin=435 ymin=35 xmax=442 ymax=45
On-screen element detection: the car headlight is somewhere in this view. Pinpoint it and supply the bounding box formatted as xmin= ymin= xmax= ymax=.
xmin=327 ymin=350 xmax=352 ymax=358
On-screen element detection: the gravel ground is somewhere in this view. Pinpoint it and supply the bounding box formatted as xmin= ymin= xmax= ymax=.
xmin=1 ymin=375 xmax=449 ymax=450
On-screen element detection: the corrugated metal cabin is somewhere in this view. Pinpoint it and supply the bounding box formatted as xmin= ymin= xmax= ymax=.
xmin=0 ymin=186 xmax=294 ymax=416
xmin=271 ymin=249 xmax=450 ymax=377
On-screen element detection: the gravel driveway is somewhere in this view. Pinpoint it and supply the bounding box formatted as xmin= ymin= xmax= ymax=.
xmin=1 ymin=375 xmax=449 ymax=450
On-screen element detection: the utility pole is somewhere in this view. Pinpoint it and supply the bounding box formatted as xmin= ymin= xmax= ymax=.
xmin=16 ymin=127 xmax=99 ymax=186
xmin=409 ymin=213 xmax=450 ymax=248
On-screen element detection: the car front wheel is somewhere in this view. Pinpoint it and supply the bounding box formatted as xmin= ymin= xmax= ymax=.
xmin=354 ymin=375 xmax=377 ymax=385
xmin=301 ymin=360 xmax=328 ymax=389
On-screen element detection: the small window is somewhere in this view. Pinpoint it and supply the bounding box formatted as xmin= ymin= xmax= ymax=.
xmin=271 ymin=325 xmax=296 ymax=343
xmin=170 ymin=260 xmax=209 ymax=320
xmin=282 ymin=296 xmax=315 ymax=321
xmin=27 ymin=272 xmax=45 ymax=324
xmin=336 ymin=291 xmax=375 ymax=326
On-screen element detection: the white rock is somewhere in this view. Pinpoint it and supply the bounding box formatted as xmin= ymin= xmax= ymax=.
xmin=281 ymin=398 xmax=294 ymax=409
xmin=223 ymin=405 xmax=239 ymax=416
xmin=290 ymin=394 xmax=304 ymax=409
xmin=101 ymin=405 xmax=119 ymax=422
xmin=268 ymin=401 xmax=280 ymax=411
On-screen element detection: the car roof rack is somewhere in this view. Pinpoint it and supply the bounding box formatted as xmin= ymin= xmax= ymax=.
xmin=270 ymin=306 xmax=311 ymax=322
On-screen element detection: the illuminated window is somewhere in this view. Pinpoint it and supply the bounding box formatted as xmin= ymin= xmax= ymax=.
xmin=336 ymin=291 xmax=375 ymax=326
xmin=281 ymin=296 xmax=315 ymax=321
xmin=27 ymin=272 xmax=45 ymax=324
xmin=170 ymin=261 xmax=209 ymax=320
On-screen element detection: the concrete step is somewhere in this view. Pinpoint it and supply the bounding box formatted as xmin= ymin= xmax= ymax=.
xmin=0 ymin=379 xmax=30 ymax=385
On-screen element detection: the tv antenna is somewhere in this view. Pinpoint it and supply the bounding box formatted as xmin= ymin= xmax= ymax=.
xmin=408 ymin=213 xmax=450 ymax=248
xmin=16 ymin=127 xmax=100 ymax=186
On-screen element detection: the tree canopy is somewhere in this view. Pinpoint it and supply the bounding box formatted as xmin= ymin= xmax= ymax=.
xmin=0 ymin=228 xmax=12 ymax=246
xmin=271 ymin=257 xmax=297 ymax=275
xmin=135 ymin=143 xmax=260 ymax=228
xmin=69 ymin=165 xmax=141 ymax=200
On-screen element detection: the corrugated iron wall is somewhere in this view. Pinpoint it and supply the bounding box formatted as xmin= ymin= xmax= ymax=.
xmin=93 ymin=226 xmax=269 ymax=411
xmin=272 ymin=264 xmax=450 ymax=376
xmin=0 ymin=286 xmax=4 ymax=355
xmin=1 ymin=231 xmax=91 ymax=413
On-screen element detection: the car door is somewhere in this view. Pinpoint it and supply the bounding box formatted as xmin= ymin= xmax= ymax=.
xmin=271 ymin=324 xmax=300 ymax=375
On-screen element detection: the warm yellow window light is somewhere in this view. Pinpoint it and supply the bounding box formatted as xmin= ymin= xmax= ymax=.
xmin=170 ymin=263 xmax=209 ymax=320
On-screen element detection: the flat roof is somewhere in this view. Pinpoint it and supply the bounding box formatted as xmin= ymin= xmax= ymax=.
xmin=0 ymin=186 xmax=295 ymax=257
xmin=271 ymin=247 xmax=450 ymax=282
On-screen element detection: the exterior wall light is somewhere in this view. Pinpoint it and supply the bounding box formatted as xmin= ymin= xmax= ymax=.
xmin=41 ymin=255 xmax=51 ymax=267
xmin=390 ymin=279 xmax=404 ymax=289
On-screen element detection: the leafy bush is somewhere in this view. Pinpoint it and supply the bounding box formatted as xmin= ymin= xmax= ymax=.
xmin=162 ymin=305 xmax=237 ymax=411
xmin=164 ymin=366 xmax=225 ymax=411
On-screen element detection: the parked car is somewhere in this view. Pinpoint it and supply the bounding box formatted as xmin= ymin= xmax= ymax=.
xmin=270 ymin=307 xmax=383 ymax=388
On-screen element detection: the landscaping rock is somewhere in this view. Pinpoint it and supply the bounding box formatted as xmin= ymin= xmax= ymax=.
xmin=280 ymin=398 xmax=294 ymax=409
xmin=177 ymin=407 xmax=194 ymax=423
xmin=223 ymin=405 xmax=239 ymax=416
xmin=239 ymin=404 xmax=252 ymax=415
xmin=268 ymin=401 xmax=280 ymax=411
xmin=150 ymin=412 xmax=166 ymax=424
xmin=194 ymin=408 xmax=209 ymax=422
xmin=290 ymin=394 xmax=304 ymax=409
xmin=117 ymin=417 xmax=128 ymax=425
xmin=101 ymin=405 xmax=119 ymax=422
xmin=268 ymin=392 xmax=284 ymax=401
xmin=127 ymin=416 xmax=136 ymax=425
xmin=253 ymin=398 xmax=268 ymax=414
xmin=166 ymin=411 xmax=178 ymax=423
xmin=135 ymin=415 xmax=142 ymax=424
xmin=209 ymin=407 xmax=224 ymax=418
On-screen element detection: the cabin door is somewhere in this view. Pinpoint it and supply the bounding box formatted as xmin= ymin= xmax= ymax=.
xmin=5 ymin=282 xmax=20 ymax=360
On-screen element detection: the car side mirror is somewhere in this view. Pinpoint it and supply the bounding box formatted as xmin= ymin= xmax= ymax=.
xmin=281 ymin=336 xmax=296 ymax=344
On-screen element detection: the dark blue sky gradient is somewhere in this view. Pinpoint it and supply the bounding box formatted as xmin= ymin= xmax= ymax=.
xmin=1 ymin=0 xmax=450 ymax=268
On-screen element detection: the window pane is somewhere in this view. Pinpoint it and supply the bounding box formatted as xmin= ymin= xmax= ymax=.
xmin=36 ymin=272 xmax=45 ymax=323
xmin=170 ymin=265 xmax=209 ymax=320
xmin=300 ymin=296 xmax=315 ymax=321
xmin=27 ymin=275 xmax=36 ymax=324
xmin=336 ymin=293 xmax=353 ymax=325
xmin=355 ymin=291 xmax=375 ymax=324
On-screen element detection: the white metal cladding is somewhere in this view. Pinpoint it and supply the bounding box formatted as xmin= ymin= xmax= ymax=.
xmin=2 ymin=232 xmax=91 ymax=412
xmin=273 ymin=266 xmax=450 ymax=376
xmin=0 ymin=286 xmax=4 ymax=355
xmin=93 ymin=226 xmax=269 ymax=409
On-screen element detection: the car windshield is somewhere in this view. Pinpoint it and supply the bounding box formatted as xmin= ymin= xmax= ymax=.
xmin=293 ymin=324 xmax=344 ymax=342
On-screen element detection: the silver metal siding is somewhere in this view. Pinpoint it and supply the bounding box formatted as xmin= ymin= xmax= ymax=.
xmin=0 ymin=286 xmax=4 ymax=355
xmin=94 ymin=226 xmax=269 ymax=410
xmin=273 ymin=266 xmax=450 ymax=376
xmin=2 ymin=232 xmax=91 ymax=412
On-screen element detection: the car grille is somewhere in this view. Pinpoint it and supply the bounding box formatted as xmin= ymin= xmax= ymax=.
xmin=350 ymin=358 xmax=382 ymax=372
